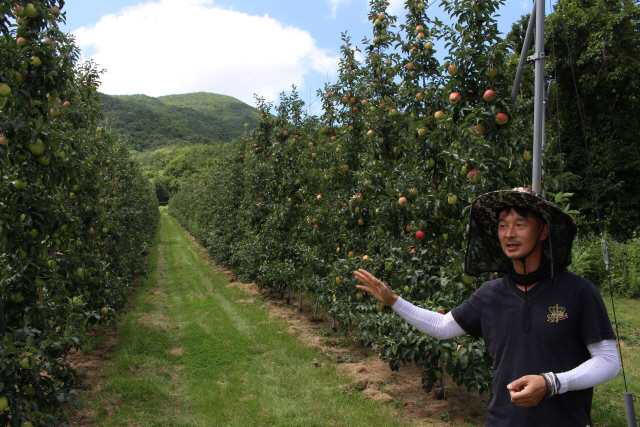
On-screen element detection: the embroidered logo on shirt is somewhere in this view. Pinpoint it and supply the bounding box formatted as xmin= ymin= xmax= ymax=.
xmin=547 ymin=304 xmax=569 ymax=323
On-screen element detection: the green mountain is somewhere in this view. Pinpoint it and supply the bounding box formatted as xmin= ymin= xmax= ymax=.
xmin=100 ymin=92 xmax=258 ymax=151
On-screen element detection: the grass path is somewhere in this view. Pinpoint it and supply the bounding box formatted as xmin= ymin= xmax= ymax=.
xmin=77 ymin=211 xmax=416 ymax=427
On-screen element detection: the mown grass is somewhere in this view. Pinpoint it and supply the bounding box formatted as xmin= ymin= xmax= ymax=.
xmin=592 ymin=294 xmax=640 ymax=427
xmin=76 ymin=212 xmax=425 ymax=427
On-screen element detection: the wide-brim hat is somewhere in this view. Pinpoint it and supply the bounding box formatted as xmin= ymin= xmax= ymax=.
xmin=464 ymin=187 xmax=578 ymax=277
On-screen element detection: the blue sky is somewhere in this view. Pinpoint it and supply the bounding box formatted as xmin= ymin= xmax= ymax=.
xmin=60 ymin=0 xmax=539 ymax=108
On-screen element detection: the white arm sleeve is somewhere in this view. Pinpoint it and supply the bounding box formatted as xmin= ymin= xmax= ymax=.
xmin=391 ymin=297 xmax=466 ymax=340
xmin=556 ymin=339 xmax=620 ymax=394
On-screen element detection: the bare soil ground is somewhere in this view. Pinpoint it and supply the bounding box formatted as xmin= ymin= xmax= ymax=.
xmin=67 ymin=233 xmax=489 ymax=427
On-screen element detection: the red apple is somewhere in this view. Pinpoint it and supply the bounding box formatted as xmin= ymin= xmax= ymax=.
xmin=523 ymin=150 xmax=532 ymax=161
xmin=474 ymin=124 xmax=484 ymax=135
xmin=317 ymin=194 xmax=322 ymax=200
xmin=483 ymin=89 xmax=497 ymax=102
xmin=447 ymin=64 xmax=458 ymax=76
xmin=434 ymin=111 xmax=445 ymax=120
xmin=398 ymin=197 xmax=408 ymax=206
xmin=418 ymin=128 xmax=427 ymax=137
xmin=495 ymin=113 xmax=508 ymax=125
xmin=16 ymin=37 xmax=26 ymax=47
xmin=415 ymin=230 xmax=426 ymax=240
xmin=406 ymin=224 xmax=413 ymax=232
xmin=406 ymin=62 xmax=415 ymax=70
xmin=358 ymin=219 xmax=364 ymax=226
xmin=449 ymin=92 xmax=461 ymax=104
xmin=468 ymin=170 xmax=481 ymax=183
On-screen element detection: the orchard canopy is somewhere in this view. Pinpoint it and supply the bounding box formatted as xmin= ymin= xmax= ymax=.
xmin=1 ymin=1 xmax=158 ymax=426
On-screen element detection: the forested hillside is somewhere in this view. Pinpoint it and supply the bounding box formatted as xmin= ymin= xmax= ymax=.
xmin=134 ymin=145 xmax=228 ymax=203
xmin=100 ymin=92 xmax=257 ymax=151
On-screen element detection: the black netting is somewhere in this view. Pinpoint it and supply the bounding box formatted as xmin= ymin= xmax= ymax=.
xmin=464 ymin=189 xmax=577 ymax=277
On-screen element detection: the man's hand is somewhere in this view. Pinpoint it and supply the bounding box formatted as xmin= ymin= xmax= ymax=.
xmin=353 ymin=269 xmax=398 ymax=306
xmin=507 ymin=375 xmax=548 ymax=407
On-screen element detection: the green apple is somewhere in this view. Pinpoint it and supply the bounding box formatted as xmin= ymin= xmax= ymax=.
xmin=15 ymin=180 xmax=28 ymax=190
xmin=30 ymin=56 xmax=42 ymax=67
xmin=448 ymin=194 xmax=458 ymax=205
xmin=462 ymin=274 xmax=475 ymax=285
xmin=39 ymin=155 xmax=50 ymax=165
xmin=0 ymin=395 xmax=8 ymax=411
xmin=12 ymin=293 xmax=24 ymax=303
xmin=0 ymin=83 xmax=11 ymax=97
xmin=24 ymin=3 xmax=37 ymax=17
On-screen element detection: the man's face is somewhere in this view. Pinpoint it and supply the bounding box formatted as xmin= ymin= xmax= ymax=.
xmin=497 ymin=209 xmax=549 ymax=261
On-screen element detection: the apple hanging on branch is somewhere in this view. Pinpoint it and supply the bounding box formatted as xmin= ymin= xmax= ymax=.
xmin=483 ymin=89 xmax=497 ymax=102
xmin=495 ymin=113 xmax=509 ymax=125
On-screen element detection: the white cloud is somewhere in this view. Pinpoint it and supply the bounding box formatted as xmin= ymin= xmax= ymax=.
xmin=326 ymin=0 xmax=349 ymax=18
xmin=73 ymin=0 xmax=340 ymax=105
xmin=387 ymin=0 xmax=405 ymax=15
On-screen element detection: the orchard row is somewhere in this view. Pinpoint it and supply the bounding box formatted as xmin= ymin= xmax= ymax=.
xmin=169 ymin=0 xmax=557 ymax=399
xmin=1 ymin=2 xmax=158 ymax=426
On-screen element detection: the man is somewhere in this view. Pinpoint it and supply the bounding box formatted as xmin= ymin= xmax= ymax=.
xmin=354 ymin=188 xmax=619 ymax=426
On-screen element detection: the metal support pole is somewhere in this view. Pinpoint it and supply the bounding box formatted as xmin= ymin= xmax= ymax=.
xmin=532 ymin=0 xmax=545 ymax=194
xmin=511 ymin=0 xmax=537 ymax=101
xmin=624 ymin=393 xmax=637 ymax=427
